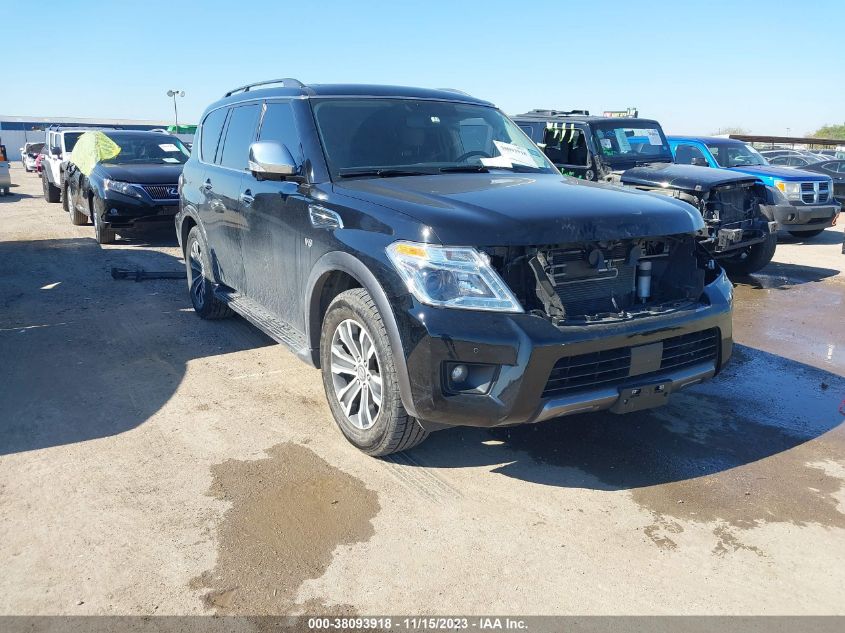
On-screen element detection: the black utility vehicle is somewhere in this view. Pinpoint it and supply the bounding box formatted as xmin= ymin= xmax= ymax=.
xmin=513 ymin=111 xmax=785 ymax=274
xmin=64 ymin=130 xmax=190 ymax=243
xmin=178 ymin=80 xmax=733 ymax=456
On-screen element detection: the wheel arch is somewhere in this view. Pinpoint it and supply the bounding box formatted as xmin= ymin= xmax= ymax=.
xmin=177 ymin=206 xmax=205 ymax=255
xmin=304 ymin=251 xmax=419 ymax=418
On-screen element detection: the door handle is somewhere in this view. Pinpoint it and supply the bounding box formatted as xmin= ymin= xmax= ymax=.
xmin=239 ymin=190 xmax=255 ymax=207
xmin=202 ymin=180 xmax=213 ymax=193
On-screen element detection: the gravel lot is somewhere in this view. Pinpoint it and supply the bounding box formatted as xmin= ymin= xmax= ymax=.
xmin=1 ymin=163 xmax=844 ymax=615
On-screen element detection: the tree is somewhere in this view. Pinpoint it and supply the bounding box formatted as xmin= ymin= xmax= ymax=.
xmin=711 ymin=126 xmax=749 ymax=135
xmin=809 ymin=123 xmax=845 ymax=140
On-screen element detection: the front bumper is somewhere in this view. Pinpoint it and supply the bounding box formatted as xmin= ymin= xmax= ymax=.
xmin=707 ymin=217 xmax=776 ymax=255
xmin=773 ymin=201 xmax=840 ymax=231
xmin=98 ymin=190 xmax=179 ymax=229
xmin=396 ymin=270 xmax=733 ymax=429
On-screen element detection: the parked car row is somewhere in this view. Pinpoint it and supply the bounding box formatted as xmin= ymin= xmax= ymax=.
xmin=28 ymin=80 xmax=840 ymax=455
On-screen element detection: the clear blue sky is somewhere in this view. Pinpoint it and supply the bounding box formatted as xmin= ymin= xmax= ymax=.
xmin=4 ymin=0 xmax=843 ymax=135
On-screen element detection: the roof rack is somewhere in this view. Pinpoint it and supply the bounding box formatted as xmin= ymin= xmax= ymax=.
xmin=224 ymin=78 xmax=306 ymax=98
xmin=527 ymin=109 xmax=591 ymax=117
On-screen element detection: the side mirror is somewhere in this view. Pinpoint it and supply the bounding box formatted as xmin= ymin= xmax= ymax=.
xmin=692 ymin=157 xmax=709 ymax=167
xmin=51 ymin=146 xmax=62 ymax=157
xmin=248 ymin=141 xmax=296 ymax=180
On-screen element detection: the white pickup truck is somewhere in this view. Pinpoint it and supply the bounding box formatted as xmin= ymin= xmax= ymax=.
xmin=41 ymin=127 xmax=96 ymax=203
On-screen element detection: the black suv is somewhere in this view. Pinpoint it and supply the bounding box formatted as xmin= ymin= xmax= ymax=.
xmin=177 ymin=80 xmax=733 ymax=456
xmin=64 ymin=130 xmax=190 ymax=243
xmin=512 ymin=111 xmax=786 ymax=274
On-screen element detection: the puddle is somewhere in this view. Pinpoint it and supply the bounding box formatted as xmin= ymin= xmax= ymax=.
xmin=732 ymin=272 xmax=844 ymax=373
xmin=192 ymin=443 xmax=379 ymax=614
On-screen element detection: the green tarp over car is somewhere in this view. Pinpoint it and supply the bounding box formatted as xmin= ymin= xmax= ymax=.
xmin=69 ymin=131 xmax=121 ymax=176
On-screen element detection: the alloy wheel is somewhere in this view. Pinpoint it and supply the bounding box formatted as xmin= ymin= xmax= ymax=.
xmin=330 ymin=318 xmax=383 ymax=430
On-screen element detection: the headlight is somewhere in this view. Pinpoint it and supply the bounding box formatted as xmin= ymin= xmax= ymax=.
xmin=386 ymin=241 xmax=523 ymax=312
xmin=774 ymin=179 xmax=801 ymax=200
xmin=104 ymin=179 xmax=142 ymax=198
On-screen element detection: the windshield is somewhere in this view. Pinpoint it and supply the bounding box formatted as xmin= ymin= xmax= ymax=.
xmin=706 ymin=142 xmax=768 ymax=168
xmin=63 ymin=133 xmax=84 ymax=153
xmin=100 ymin=134 xmax=190 ymax=165
xmin=589 ymin=120 xmax=673 ymax=166
xmin=311 ymin=98 xmax=556 ymax=178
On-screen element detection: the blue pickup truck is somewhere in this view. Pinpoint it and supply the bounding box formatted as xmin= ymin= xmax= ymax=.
xmin=668 ymin=136 xmax=840 ymax=238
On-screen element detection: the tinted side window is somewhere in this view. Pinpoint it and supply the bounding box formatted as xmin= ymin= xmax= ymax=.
xmin=673 ymin=143 xmax=707 ymax=165
xmin=220 ymin=104 xmax=261 ymax=171
xmin=200 ymin=108 xmax=228 ymax=163
xmin=258 ymin=102 xmax=302 ymax=163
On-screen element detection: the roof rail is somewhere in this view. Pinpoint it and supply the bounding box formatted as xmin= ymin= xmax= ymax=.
xmin=223 ymin=78 xmax=306 ymax=98
xmin=438 ymin=88 xmax=472 ymax=97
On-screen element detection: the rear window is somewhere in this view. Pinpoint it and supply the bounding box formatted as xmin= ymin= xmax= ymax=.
xmin=200 ymin=108 xmax=229 ymax=163
xmin=219 ymin=104 xmax=261 ymax=170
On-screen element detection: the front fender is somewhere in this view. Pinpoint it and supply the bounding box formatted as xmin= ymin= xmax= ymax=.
xmin=304 ymin=250 xmax=419 ymax=418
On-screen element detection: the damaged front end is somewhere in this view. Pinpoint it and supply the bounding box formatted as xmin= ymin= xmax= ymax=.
xmin=620 ymin=166 xmax=780 ymax=257
xmin=486 ymin=233 xmax=719 ymax=326
xmin=691 ymin=181 xmax=779 ymax=254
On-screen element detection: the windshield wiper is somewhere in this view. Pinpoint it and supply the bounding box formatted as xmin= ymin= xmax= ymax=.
xmin=439 ymin=165 xmax=489 ymax=173
xmin=338 ymin=168 xmax=431 ymax=178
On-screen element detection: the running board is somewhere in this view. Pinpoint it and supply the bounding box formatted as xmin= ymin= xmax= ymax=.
xmin=213 ymin=287 xmax=307 ymax=352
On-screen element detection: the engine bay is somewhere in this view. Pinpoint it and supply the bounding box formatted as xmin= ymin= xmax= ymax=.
xmin=486 ymin=235 xmax=718 ymax=325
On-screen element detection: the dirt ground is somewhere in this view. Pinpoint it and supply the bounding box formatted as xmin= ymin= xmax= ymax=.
xmin=1 ymin=163 xmax=844 ymax=616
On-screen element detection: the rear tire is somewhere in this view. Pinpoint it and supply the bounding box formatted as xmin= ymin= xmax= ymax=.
xmin=788 ymin=228 xmax=825 ymax=238
xmin=320 ymin=288 xmax=429 ymax=456
xmin=185 ymin=226 xmax=232 ymax=319
xmin=721 ymin=231 xmax=777 ymax=275
xmin=42 ymin=171 xmax=60 ymax=203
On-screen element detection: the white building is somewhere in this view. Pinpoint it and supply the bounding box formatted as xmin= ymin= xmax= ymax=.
xmin=0 ymin=115 xmax=192 ymax=158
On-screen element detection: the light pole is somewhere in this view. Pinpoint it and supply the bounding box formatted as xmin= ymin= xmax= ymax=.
xmin=167 ymin=90 xmax=185 ymax=130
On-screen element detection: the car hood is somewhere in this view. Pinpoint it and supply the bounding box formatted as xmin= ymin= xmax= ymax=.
xmin=335 ymin=173 xmax=704 ymax=245
xmin=95 ymin=163 xmax=183 ymax=184
xmin=728 ymin=164 xmax=829 ymax=181
xmin=621 ymin=163 xmax=761 ymax=191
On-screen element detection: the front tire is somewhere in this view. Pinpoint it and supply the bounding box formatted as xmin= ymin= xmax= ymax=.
xmin=320 ymin=288 xmax=429 ymax=456
xmin=721 ymin=231 xmax=777 ymax=275
xmin=42 ymin=171 xmax=60 ymax=203
xmin=185 ymin=226 xmax=232 ymax=319
xmin=91 ymin=198 xmax=116 ymax=244
xmin=788 ymin=228 xmax=825 ymax=239
xmin=66 ymin=185 xmax=88 ymax=225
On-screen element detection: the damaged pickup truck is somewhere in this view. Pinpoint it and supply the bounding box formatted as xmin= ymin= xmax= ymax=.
xmin=179 ymin=82 xmax=733 ymax=456
xmin=513 ymin=111 xmax=786 ymax=274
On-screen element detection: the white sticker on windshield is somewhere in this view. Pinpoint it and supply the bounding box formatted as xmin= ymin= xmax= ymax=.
xmin=493 ymin=140 xmax=536 ymax=167
xmin=162 ymin=157 xmax=180 ymax=163
xmin=480 ymin=155 xmax=514 ymax=168
xmin=646 ymin=130 xmax=663 ymax=146
xmin=159 ymin=143 xmax=180 ymax=152
xmin=600 ymin=138 xmax=612 ymax=149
